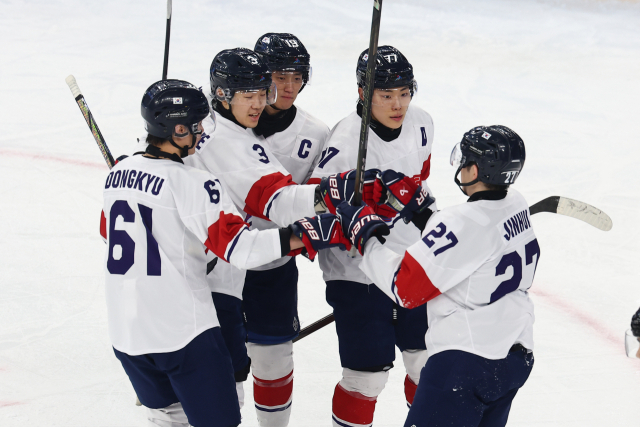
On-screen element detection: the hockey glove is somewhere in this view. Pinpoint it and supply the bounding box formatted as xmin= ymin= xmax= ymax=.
xmin=632 ymin=307 xmax=640 ymax=337
xmin=373 ymin=170 xmax=436 ymax=223
xmin=336 ymin=201 xmax=390 ymax=255
xmin=290 ymin=214 xmax=352 ymax=261
xmin=318 ymin=169 xmax=397 ymax=218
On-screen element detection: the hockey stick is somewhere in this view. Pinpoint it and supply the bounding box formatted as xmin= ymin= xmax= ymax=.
xmin=293 ymin=195 xmax=612 ymax=343
xmin=162 ymin=0 xmax=172 ymax=80
xmin=348 ymin=0 xmax=383 ymax=259
xmin=65 ymin=75 xmax=115 ymax=168
xmin=529 ymin=196 xmax=612 ymax=231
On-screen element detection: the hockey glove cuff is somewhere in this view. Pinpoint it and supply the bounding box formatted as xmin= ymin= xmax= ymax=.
xmin=290 ymin=214 xmax=352 ymax=260
xmin=336 ymin=201 xmax=390 ymax=255
xmin=373 ymin=170 xmax=435 ymax=222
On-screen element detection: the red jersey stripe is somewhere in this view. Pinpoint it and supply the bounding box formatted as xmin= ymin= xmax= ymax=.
xmin=204 ymin=212 xmax=248 ymax=262
xmin=306 ymin=177 xmax=322 ymax=185
xmin=244 ymin=172 xmax=296 ymax=220
xmin=100 ymin=210 xmax=107 ymax=240
xmin=421 ymin=154 xmax=431 ymax=181
xmin=395 ymin=252 xmax=441 ymax=309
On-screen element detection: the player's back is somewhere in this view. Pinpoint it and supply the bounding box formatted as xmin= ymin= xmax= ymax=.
xmin=420 ymin=189 xmax=539 ymax=359
xmin=102 ymin=155 xmax=222 ymax=356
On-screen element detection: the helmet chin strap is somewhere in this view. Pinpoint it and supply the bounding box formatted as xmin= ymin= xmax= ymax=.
xmin=168 ymin=129 xmax=197 ymax=158
xmin=454 ymin=165 xmax=480 ymax=195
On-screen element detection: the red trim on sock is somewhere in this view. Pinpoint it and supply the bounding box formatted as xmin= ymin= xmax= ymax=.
xmin=404 ymin=375 xmax=418 ymax=406
xmin=253 ymin=371 xmax=293 ymax=407
xmin=332 ymin=383 xmax=377 ymax=425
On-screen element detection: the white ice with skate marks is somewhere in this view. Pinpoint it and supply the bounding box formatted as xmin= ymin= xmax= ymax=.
xmin=1 ymin=0 xmax=640 ymax=426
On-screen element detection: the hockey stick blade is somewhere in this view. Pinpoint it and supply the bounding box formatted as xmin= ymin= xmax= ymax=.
xmin=65 ymin=75 xmax=115 ymax=169
xmin=529 ymin=196 xmax=612 ymax=231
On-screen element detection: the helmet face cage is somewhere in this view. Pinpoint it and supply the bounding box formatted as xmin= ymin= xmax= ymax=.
xmin=141 ymin=80 xmax=210 ymax=139
xmin=452 ymin=126 xmax=526 ymax=187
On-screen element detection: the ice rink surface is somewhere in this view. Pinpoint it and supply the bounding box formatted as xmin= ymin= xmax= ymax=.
xmin=1 ymin=0 xmax=640 ymax=425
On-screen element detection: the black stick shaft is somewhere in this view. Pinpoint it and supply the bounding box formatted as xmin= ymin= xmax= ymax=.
xmin=292 ymin=314 xmax=335 ymax=343
xmin=162 ymin=0 xmax=172 ymax=80
xmin=352 ymin=0 xmax=383 ymax=206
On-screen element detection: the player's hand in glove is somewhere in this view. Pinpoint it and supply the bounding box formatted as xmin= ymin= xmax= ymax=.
xmin=373 ymin=169 xmax=436 ymax=223
xmin=631 ymin=307 xmax=640 ymax=337
xmin=317 ymin=169 xmax=396 ymax=218
xmin=336 ymin=201 xmax=390 ymax=255
xmin=290 ymin=214 xmax=352 ymax=261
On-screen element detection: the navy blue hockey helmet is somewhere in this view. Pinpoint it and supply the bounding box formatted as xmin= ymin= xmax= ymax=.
xmin=356 ymin=46 xmax=417 ymax=95
xmin=141 ymin=79 xmax=209 ymax=139
xmin=210 ymin=48 xmax=275 ymax=105
xmin=450 ymin=125 xmax=526 ymax=188
xmin=254 ymin=33 xmax=311 ymax=90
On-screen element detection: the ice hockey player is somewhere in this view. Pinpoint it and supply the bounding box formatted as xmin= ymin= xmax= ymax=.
xmin=309 ymin=46 xmax=435 ymax=427
xmin=186 ymin=47 xmax=357 ymax=426
xmin=239 ymin=32 xmax=330 ymax=425
xmin=100 ymin=79 xmax=343 ymax=427
xmin=337 ymin=125 xmax=538 ymax=427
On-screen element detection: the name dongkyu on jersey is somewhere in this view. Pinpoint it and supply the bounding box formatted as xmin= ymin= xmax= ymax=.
xmin=104 ymin=168 xmax=166 ymax=198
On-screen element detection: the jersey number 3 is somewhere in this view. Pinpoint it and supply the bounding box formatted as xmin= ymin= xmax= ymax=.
xmin=107 ymin=201 xmax=161 ymax=276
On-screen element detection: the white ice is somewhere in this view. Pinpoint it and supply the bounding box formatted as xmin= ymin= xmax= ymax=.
xmin=1 ymin=0 xmax=639 ymax=425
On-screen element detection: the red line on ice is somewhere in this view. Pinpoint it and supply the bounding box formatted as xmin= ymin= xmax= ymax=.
xmin=531 ymin=288 xmax=621 ymax=347
xmin=0 ymin=401 xmax=23 ymax=408
xmin=0 ymin=148 xmax=107 ymax=169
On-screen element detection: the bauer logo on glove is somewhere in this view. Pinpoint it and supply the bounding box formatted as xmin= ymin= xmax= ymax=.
xmin=336 ymin=202 xmax=390 ymax=255
xmin=290 ymin=214 xmax=352 ymax=260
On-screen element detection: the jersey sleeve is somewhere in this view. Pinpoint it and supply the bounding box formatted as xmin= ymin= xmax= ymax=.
xmin=360 ymin=209 xmax=492 ymax=309
xmin=187 ymin=118 xmax=316 ymax=228
xmin=173 ymin=169 xmax=282 ymax=270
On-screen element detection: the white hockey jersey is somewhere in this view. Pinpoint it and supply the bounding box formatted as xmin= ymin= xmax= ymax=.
xmin=186 ymin=111 xmax=317 ymax=227
xmin=100 ymin=155 xmax=283 ymax=355
xmin=249 ymin=106 xmax=330 ymax=271
xmin=309 ymin=104 xmax=435 ymax=284
xmin=360 ymin=189 xmax=539 ymax=360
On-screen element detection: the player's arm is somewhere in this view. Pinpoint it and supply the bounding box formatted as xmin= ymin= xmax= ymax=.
xmin=177 ymin=172 xmax=302 ymax=270
xmin=359 ymin=211 xmax=487 ymax=309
